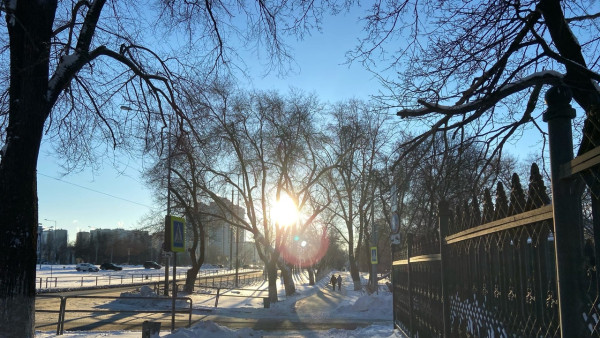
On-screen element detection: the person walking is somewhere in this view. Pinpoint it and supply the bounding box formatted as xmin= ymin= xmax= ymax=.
xmin=337 ymin=274 xmax=342 ymax=291
xmin=330 ymin=274 xmax=337 ymax=290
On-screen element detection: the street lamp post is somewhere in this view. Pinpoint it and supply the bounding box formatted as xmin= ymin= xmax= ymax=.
xmin=44 ymin=219 xmax=56 ymax=263
xmin=37 ymin=223 xmax=43 ymax=269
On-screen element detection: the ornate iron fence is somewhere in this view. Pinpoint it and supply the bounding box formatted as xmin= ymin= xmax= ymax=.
xmin=391 ymin=86 xmax=600 ymax=337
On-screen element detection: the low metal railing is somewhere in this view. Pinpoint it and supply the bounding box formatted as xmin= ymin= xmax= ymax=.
xmin=36 ymin=294 xmax=193 ymax=335
xmin=36 ymin=268 xmax=260 ymax=290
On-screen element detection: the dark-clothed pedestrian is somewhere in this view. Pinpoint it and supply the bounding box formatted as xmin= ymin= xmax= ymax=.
xmin=330 ymin=274 xmax=337 ymax=290
xmin=337 ymin=274 xmax=342 ymax=290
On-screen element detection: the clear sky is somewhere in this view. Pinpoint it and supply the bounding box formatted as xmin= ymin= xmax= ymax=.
xmin=35 ymin=6 xmax=548 ymax=243
xmin=36 ymin=8 xmax=381 ymax=243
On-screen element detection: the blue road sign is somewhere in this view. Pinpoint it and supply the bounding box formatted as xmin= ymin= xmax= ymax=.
xmin=169 ymin=216 xmax=185 ymax=253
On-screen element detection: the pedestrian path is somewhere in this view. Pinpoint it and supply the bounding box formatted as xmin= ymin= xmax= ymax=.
xmin=293 ymin=272 xmax=350 ymax=316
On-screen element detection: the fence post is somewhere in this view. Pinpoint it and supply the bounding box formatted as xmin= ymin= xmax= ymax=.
xmin=215 ymin=288 xmax=220 ymax=308
xmin=57 ymin=297 xmax=66 ymax=335
xmin=438 ymin=200 xmax=451 ymax=337
xmin=543 ymin=85 xmax=585 ymax=336
xmin=407 ymin=233 xmax=414 ymax=336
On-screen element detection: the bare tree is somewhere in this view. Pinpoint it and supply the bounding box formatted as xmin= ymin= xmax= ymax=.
xmin=0 ymin=1 xmax=340 ymax=334
xmin=325 ymin=100 xmax=394 ymax=290
xmin=169 ymin=82 xmax=334 ymax=301
xmin=145 ymin=130 xmax=214 ymax=293
xmin=385 ymin=132 xmax=516 ymax=239
xmin=350 ymin=0 xmax=600 ymax=162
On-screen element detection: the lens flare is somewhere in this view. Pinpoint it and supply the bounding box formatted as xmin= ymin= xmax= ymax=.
xmin=280 ymin=229 xmax=329 ymax=267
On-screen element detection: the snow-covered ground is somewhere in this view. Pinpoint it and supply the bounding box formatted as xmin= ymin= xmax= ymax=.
xmin=35 ymin=267 xmax=404 ymax=338
xmin=35 ymin=264 xmax=230 ymax=290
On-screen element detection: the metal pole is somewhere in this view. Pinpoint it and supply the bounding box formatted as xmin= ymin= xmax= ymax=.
xmin=543 ymin=85 xmax=584 ymax=336
xmin=229 ymin=225 xmax=233 ymax=270
xmin=438 ymin=200 xmax=451 ymax=337
xmin=38 ymin=223 xmax=43 ymax=269
xmin=164 ymin=115 xmax=172 ymax=296
xmin=45 ymin=219 xmax=56 ymax=263
xmin=171 ymin=252 xmax=177 ymax=332
xmin=371 ymin=197 xmax=377 ymax=293
xmin=407 ymin=233 xmax=414 ymax=336
xmin=234 ymin=187 xmax=239 ymax=287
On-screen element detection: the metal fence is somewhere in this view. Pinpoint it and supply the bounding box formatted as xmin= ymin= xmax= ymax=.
xmin=36 ymin=294 xmax=193 ymax=335
xmin=391 ymin=86 xmax=600 ymax=336
xmin=36 ymin=270 xmax=266 ymax=335
xmin=36 ymin=268 xmax=258 ymax=291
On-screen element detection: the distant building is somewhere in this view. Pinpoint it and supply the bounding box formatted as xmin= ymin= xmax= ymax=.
xmin=39 ymin=228 xmax=68 ymax=264
xmin=203 ymin=199 xmax=248 ymax=267
xmin=75 ymin=228 xmax=151 ymax=265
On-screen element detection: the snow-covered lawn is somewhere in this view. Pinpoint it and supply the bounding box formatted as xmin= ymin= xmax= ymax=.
xmin=35 ymin=264 xmax=230 ymax=290
xmin=35 ymin=268 xmax=405 ymax=338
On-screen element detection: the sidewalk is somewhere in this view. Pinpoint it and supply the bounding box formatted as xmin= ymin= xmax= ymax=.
xmin=191 ymin=271 xmax=391 ymax=332
xmin=293 ymin=273 xmax=349 ymax=316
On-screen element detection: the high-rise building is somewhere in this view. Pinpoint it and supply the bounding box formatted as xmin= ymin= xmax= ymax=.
xmin=40 ymin=228 xmax=68 ymax=263
xmin=203 ymin=198 xmax=248 ymax=267
xmin=75 ymin=228 xmax=151 ymax=264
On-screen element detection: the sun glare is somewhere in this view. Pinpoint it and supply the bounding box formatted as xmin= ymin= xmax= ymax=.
xmin=273 ymin=193 xmax=298 ymax=227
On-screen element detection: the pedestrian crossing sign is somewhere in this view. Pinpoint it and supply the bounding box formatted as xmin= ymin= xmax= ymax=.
xmin=165 ymin=215 xmax=185 ymax=252
xmin=370 ymin=246 xmax=378 ymax=264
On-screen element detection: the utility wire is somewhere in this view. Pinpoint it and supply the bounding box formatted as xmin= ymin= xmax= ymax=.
xmin=37 ymin=172 xmax=154 ymax=209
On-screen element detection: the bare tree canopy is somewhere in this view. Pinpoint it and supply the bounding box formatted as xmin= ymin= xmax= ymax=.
xmin=350 ymin=0 xmax=600 ymax=160
xmin=0 ymin=1 xmax=342 ymax=336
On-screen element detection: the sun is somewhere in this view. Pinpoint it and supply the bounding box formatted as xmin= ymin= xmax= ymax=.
xmin=273 ymin=193 xmax=298 ymax=227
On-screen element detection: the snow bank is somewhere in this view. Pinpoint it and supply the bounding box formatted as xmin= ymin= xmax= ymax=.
xmin=338 ymin=293 xmax=393 ymax=318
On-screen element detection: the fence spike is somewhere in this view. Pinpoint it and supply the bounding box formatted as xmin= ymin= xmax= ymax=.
xmin=495 ymin=182 xmax=508 ymax=220
xmin=509 ymin=173 xmax=526 ymax=215
xmin=463 ymin=200 xmax=471 ymax=230
xmin=452 ymin=201 xmax=461 ymax=232
xmin=525 ymin=163 xmax=551 ymax=210
xmin=482 ymin=188 xmax=494 ymax=224
xmin=471 ymin=194 xmax=481 ymax=227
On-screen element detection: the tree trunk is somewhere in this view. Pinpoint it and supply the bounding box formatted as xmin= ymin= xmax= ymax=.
xmin=266 ymin=260 xmax=279 ymax=302
xmin=183 ymin=218 xmax=205 ymax=293
xmin=348 ymin=253 xmax=361 ymax=291
xmin=0 ymin=2 xmax=57 ymax=336
xmin=539 ymin=0 xmax=600 ymax=154
xmin=279 ymin=263 xmax=296 ymax=296
xmin=346 ymin=222 xmax=361 ymax=291
xmin=0 ymin=122 xmax=43 ymax=337
xmin=184 ymin=265 xmax=200 ymax=293
xmin=308 ymin=267 xmax=315 ymax=285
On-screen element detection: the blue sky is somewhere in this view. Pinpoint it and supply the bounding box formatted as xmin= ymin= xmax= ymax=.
xmin=36 ymin=6 xmax=549 ymax=243
xmin=36 ymin=8 xmax=381 ymax=243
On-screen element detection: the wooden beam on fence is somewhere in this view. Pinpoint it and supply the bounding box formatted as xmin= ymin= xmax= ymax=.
xmin=445 ymin=205 xmax=553 ymax=244
xmin=392 ymin=259 xmax=408 ymax=266
xmin=560 ymin=145 xmax=600 ymax=178
xmin=409 ymin=254 xmax=441 ymax=263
